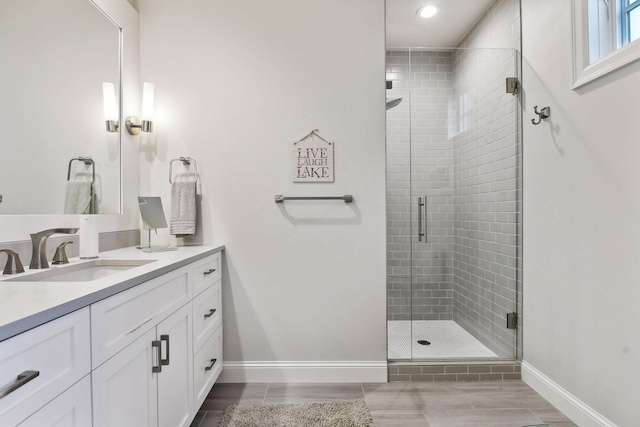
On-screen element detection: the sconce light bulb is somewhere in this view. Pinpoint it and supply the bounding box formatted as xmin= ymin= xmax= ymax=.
xmin=141 ymin=82 xmax=155 ymax=122
xmin=102 ymin=82 xmax=118 ymax=121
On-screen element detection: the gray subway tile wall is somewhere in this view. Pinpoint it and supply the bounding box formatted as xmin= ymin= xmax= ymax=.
xmin=452 ymin=0 xmax=522 ymax=359
xmin=450 ymin=47 xmax=519 ymax=357
xmin=386 ymin=50 xmax=455 ymax=322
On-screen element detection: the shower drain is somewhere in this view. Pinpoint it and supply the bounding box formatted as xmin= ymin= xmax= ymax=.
xmin=417 ymin=340 xmax=431 ymax=345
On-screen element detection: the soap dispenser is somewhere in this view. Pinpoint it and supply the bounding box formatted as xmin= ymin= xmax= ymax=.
xmin=79 ymin=215 xmax=99 ymax=259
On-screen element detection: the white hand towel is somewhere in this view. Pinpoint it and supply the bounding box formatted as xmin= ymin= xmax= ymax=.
xmin=170 ymin=181 xmax=197 ymax=238
xmin=63 ymin=180 xmax=92 ymax=214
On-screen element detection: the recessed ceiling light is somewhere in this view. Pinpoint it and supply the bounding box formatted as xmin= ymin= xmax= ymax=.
xmin=417 ymin=4 xmax=440 ymax=19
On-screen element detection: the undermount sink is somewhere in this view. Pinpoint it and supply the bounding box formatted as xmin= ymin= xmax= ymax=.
xmin=6 ymin=259 xmax=157 ymax=282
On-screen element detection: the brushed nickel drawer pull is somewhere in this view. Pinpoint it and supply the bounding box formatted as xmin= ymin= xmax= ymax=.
xmin=127 ymin=316 xmax=154 ymax=335
xmin=203 ymin=268 xmax=216 ymax=276
xmin=160 ymin=335 xmax=170 ymax=366
xmin=204 ymin=309 xmax=217 ymax=319
xmin=205 ymin=358 xmax=217 ymax=371
xmin=0 ymin=370 xmax=40 ymax=399
xmin=152 ymin=340 xmax=162 ymax=373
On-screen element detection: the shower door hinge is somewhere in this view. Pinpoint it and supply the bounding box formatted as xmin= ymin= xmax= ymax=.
xmin=506 ymin=312 xmax=518 ymax=329
xmin=506 ymin=77 xmax=519 ymax=95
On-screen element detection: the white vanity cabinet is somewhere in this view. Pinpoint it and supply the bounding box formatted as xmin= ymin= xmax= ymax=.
xmin=0 ymin=248 xmax=223 ymax=427
xmin=91 ymin=251 xmax=221 ymax=427
xmin=0 ymin=308 xmax=91 ymax=427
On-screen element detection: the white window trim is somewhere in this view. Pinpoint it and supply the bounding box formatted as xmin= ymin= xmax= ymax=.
xmin=572 ymin=0 xmax=640 ymax=89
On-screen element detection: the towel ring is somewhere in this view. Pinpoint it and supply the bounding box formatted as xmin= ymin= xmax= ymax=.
xmin=169 ymin=157 xmax=199 ymax=184
xmin=67 ymin=157 xmax=95 ymax=184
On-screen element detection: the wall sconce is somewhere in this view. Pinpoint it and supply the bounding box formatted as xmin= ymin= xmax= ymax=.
xmin=102 ymin=82 xmax=119 ymax=132
xmin=126 ymin=82 xmax=154 ymax=135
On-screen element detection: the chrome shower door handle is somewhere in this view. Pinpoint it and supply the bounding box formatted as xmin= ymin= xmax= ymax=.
xmin=417 ymin=196 xmax=427 ymax=243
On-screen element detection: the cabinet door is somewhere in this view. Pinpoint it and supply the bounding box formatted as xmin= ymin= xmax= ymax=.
xmin=157 ymin=303 xmax=194 ymax=427
xmin=92 ymin=328 xmax=159 ymax=427
xmin=17 ymin=376 xmax=92 ymax=427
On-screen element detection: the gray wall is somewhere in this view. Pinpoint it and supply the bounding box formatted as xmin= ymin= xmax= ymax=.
xmin=139 ymin=0 xmax=388 ymax=382
xmin=522 ymin=0 xmax=639 ymax=424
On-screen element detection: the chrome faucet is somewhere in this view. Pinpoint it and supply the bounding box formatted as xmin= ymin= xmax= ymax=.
xmin=30 ymin=228 xmax=78 ymax=269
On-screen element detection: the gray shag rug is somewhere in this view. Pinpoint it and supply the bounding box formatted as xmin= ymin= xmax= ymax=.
xmin=218 ymin=399 xmax=374 ymax=427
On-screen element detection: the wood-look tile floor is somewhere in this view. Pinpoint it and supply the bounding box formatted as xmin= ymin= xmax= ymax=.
xmin=190 ymin=381 xmax=577 ymax=427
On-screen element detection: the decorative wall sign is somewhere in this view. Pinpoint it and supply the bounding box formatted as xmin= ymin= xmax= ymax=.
xmin=292 ymin=129 xmax=334 ymax=182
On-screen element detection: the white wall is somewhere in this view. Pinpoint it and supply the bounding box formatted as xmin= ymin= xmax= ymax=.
xmin=138 ymin=0 xmax=387 ymax=381
xmin=0 ymin=0 xmax=140 ymax=242
xmin=522 ymin=1 xmax=640 ymax=426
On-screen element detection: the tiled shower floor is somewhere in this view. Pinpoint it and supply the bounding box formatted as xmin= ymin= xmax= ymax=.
xmin=388 ymin=320 xmax=498 ymax=359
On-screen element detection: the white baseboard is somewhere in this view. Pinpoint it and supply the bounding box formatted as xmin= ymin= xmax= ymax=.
xmin=218 ymin=361 xmax=388 ymax=383
xmin=521 ymin=361 xmax=618 ymax=427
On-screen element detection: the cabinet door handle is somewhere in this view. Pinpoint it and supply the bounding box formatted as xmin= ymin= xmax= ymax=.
xmin=205 ymin=358 xmax=217 ymax=371
xmin=203 ymin=268 xmax=216 ymax=276
xmin=0 ymin=370 xmax=40 ymax=399
xmin=204 ymin=309 xmax=217 ymax=319
xmin=152 ymin=340 xmax=162 ymax=373
xmin=160 ymin=335 xmax=170 ymax=366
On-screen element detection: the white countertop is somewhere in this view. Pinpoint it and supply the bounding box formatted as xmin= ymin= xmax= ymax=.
xmin=0 ymin=244 xmax=224 ymax=342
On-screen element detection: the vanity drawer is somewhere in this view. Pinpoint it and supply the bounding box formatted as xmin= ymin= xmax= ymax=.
xmin=91 ymin=265 xmax=191 ymax=368
xmin=0 ymin=308 xmax=91 ymax=427
xmin=192 ymin=281 xmax=222 ymax=353
xmin=17 ymin=375 xmax=92 ymax=427
xmin=193 ymin=324 xmax=222 ymax=411
xmin=192 ymin=253 xmax=221 ymax=296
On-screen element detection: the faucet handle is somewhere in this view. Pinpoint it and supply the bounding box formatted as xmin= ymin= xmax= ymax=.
xmin=52 ymin=242 xmax=73 ymax=265
xmin=0 ymin=249 xmax=25 ymax=275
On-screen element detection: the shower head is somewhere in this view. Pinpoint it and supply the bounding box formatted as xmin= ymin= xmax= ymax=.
xmin=386 ymin=97 xmax=403 ymax=110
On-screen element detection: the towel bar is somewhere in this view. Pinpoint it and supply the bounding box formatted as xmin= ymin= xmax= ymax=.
xmin=169 ymin=157 xmax=199 ymax=183
xmin=67 ymin=157 xmax=95 ymax=184
xmin=274 ymin=195 xmax=353 ymax=203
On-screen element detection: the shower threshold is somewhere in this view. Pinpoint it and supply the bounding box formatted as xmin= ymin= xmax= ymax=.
xmin=388 ymin=320 xmax=498 ymax=359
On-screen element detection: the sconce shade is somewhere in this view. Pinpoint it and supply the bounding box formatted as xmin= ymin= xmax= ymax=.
xmin=126 ymin=81 xmax=155 ymax=135
xmin=102 ymin=82 xmax=118 ymax=121
xmin=141 ymin=82 xmax=155 ymax=121
xmin=102 ymin=82 xmax=119 ymax=133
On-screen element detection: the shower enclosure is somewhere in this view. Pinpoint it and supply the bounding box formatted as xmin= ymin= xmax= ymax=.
xmin=386 ymin=48 xmax=521 ymax=361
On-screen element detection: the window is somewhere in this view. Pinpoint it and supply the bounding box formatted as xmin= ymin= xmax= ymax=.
xmin=621 ymin=0 xmax=640 ymax=44
xmin=572 ymin=0 xmax=640 ymax=88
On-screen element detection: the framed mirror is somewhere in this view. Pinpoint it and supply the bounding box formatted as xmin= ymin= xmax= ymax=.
xmin=0 ymin=0 xmax=121 ymax=215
